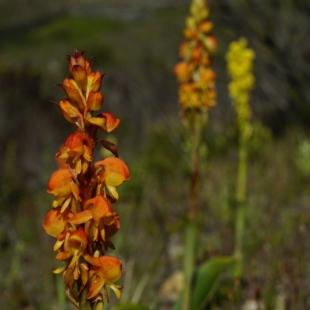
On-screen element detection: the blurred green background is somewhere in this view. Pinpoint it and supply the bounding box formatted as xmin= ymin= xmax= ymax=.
xmin=1 ymin=0 xmax=310 ymax=309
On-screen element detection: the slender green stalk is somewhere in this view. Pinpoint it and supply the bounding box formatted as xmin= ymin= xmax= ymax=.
xmin=234 ymin=123 xmax=249 ymax=279
xmin=182 ymin=112 xmax=205 ymax=310
xmin=57 ymin=274 xmax=67 ymax=310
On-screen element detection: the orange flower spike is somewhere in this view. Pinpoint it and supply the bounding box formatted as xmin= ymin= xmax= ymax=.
xmin=47 ymin=168 xmax=80 ymax=212
xmin=45 ymin=51 xmax=129 ymax=309
xmin=94 ymin=157 xmax=130 ymax=200
xmin=87 ymin=256 xmax=122 ymax=301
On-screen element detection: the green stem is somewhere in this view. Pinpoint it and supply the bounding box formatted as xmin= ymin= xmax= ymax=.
xmin=234 ymin=122 xmax=249 ymax=279
xmin=182 ymin=111 xmax=206 ymax=310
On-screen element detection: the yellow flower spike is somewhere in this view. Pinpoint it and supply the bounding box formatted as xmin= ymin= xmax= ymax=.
xmin=226 ymin=37 xmax=255 ymax=123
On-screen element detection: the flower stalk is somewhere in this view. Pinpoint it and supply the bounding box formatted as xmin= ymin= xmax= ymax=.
xmin=43 ymin=51 xmax=129 ymax=309
xmin=226 ymin=38 xmax=255 ymax=280
xmin=175 ymin=0 xmax=217 ymax=308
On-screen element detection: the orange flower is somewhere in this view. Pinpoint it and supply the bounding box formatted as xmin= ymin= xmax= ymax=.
xmin=175 ymin=62 xmax=193 ymax=83
xmin=87 ymin=255 xmax=122 ymax=301
xmin=93 ymin=157 xmax=130 ymax=201
xmin=57 ymin=131 xmax=93 ymax=175
xmin=47 ymin=168 xmax=80 ymax=212
xmin=179 ymin=83 xmax=201 ymax=109
xmin=86 ymin=112 xmax=120 ymax=133
xmin=55 ymin=228 xmax=101 ymax=285
xmin=69 ymin=195 xmax=120 ymax=243
xmin=42 ymin=208 xmax=73 ymax=250
xmin=43 ymin=208 xmax=72 ymax=238
xmin=58 ymin=99 xmax=83 ymax=126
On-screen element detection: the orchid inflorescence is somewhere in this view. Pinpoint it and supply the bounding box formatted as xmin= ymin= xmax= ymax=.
xmin=174 ymin=0 xmax=217 ymax=116
xmin=43 ymin=51 xmax=129 ymax=309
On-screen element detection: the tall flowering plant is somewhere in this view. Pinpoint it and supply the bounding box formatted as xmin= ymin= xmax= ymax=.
xmin=43 ymin=51 xmax=129 ymax=310
xmin=174 ymin=1 xmax=219 ymax=309
xmin=226 ymin=38 xmax=255 ymax=280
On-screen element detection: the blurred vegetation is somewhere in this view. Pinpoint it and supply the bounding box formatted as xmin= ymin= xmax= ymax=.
xmin=0 ymin=0 xmax=310 ymax=309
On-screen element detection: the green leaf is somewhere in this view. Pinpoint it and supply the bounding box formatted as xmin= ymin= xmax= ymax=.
xmin=172 ymin=256 xmax=233 ymax=310
xmin=192 ymin=256 xmax=234 ymax=310
xmin=110 ymin=303 xmax=149 ymax=310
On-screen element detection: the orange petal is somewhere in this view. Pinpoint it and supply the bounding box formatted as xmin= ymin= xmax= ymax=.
xmin=69 ymin=209 xmax=93 ymax=225
xmin=67 ymin=227 xmax=88 ymax=254
xmin=84 ymin=253 xmax=102 ymax=267
xmin=42 ymin=208 xmax=71 ymax=237
xmin=86 ymin=91 xmax=103 ymax=111
xmin=59 ymin=100 xmax=82 ymax=118
xmin=71 ymin=65 xmax=87 ymax=94
xmin=84 ymin=196 xmax=112 ymax=225
xmin=101 ymin=113 xmax=120 ymax=133
xmin=87 ymin=275 xmax=105 ymax=299
xmin=95 ymin=157 xmax=130 ymax=187
xmin=68 ymin=50 xmax=86 ymax=72
xmin=87 ymin=71 xmax=104 ymax=93
xmin=48 ymin=169 xmax=73 ymax=197
xmin=86 ymin=112 xmax=120 ymax=133
xmin=85 ymin=59 xmax=92 ymax=75
xmin=56 ymin=251 xmax=71 ymax=260
xmin=62 ymin=78 xmax=85 ymax=110
xmin=96 ymin=256 xmax=122 ymax=283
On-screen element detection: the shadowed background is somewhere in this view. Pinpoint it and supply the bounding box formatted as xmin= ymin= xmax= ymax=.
xmin=0 ymin=0 xmax=310 ymax=309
